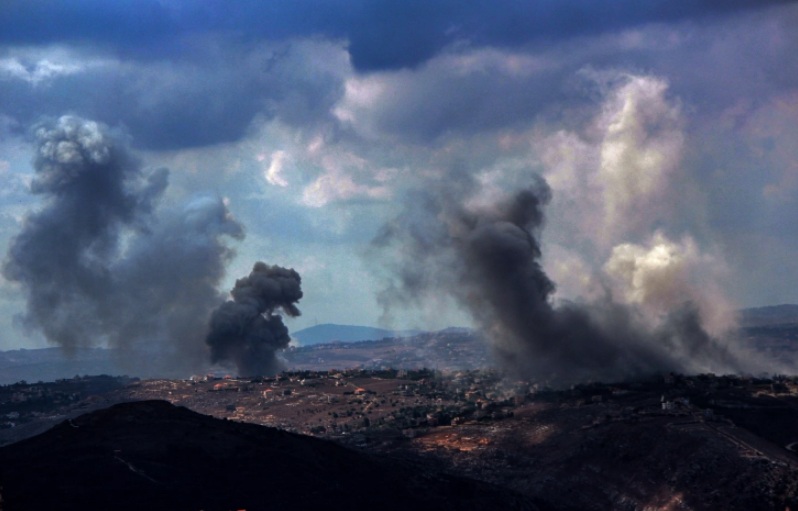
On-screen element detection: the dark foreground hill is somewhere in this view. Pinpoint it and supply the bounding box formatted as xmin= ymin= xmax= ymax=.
xmin=0 ymin=400 xmax=535 ymax=511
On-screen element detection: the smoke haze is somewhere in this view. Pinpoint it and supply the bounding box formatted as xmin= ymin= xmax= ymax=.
xmin=374 ymin=173 xmax=752 ymax=384
xmin=3 ymin=116 xmax=244 ymax=374
xmin=1 ymin=3 xmax=795 ymax=380
xmin=206 ymin=262 xmax=303 ymax=376
xmin=372 ymin=74 xmax=775 ymax=384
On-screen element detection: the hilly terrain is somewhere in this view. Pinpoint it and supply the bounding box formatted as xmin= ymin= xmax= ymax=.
xmin=737 ymin=304 xmax=798 ymax=327
xmin=1 ymin=305 xmax=798 ymax=386
xmin=0 ymin=304 xmax=798 ymax=385
xmin=4 ymin=372 xmax=798 ymax=510
xmin=737 ymin=305 xmax=798 ymax=368
xmin=291 ymin=323 xmax=420 ymax=345
xmin=0 ymin=399 xmax=534 ymax=511
xmin=0 ymin=348 xmax=120 ymax=385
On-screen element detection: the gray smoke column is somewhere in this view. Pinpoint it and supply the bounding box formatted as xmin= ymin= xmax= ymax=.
xmin=206 ymin=262 xmax=302 ymax=376
xmin=3 ymin=116 xmax=243 ymax=375
xmin=374 ymin=173 xmax=745 ymax=385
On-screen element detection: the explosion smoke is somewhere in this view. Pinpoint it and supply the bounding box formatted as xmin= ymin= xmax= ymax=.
xmin=3 ymin=116 xmax=243 ymax=374
xmin=206 ymin=262 xmax=302 ymax=376
xmin=371 ymin=73 xmax=775 ymax=385
xmin=374 ymin=173 xmax=748 ymax=385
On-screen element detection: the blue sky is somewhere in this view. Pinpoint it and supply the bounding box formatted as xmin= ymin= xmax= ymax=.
xmin=0 ymin=0 xmax=797 ymax=358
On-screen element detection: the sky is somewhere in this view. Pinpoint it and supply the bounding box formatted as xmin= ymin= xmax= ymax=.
xmin=0 ymin=0 xmax=797 ymax=357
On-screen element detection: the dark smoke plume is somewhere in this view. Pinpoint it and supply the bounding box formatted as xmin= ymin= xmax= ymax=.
xmin=3 ymin=116 xmax=243 ymax=375
xmin=206 ymin=262 xmax=302 ymax=376
xmin=374 ymin=172 xmax=745 ymax=385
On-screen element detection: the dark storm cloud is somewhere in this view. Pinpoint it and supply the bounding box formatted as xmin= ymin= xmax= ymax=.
xmin=0 ymin=0 xmax=175 ymax=54
xmin=0 ymin=40 xmax=347 ymax=150
xmin=3 ymin=116 xmax=243 ymax=374
xmin=1 ymin=1 xmax=792 ymax=150
xmin=0 ymin=64 xmax=258 ymax=150
xmin=331 ymin=3 xmax=798 ymax=145
xmin=335 ymin=59 xmax=580 ymax=144
xmin=341 ymin=0 xmax=796 ymax=71
xmin=0 ymin=0 xmax=791 ymax=71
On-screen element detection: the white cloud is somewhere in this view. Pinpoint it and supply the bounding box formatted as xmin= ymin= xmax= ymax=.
xmin=0 ymin=46 xmax=113 ymax=86
xmin=301 ymin=166 xmax=390 ymax=207
xmin=0 ymin=57 xmax=84 ymax=84
xmin=261 ymin=150 xmax=290 ymax=187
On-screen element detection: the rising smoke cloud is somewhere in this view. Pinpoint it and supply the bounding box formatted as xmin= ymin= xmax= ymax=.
xmin=374 ymin=174 xmax=748 ymax=384
xmin=373 ymin=73 xmax=770 ymax=385
xmin=206 ymin=262 xmax=303 ymax=376
xmin=3 ymin=116 xmax=244 ymax=374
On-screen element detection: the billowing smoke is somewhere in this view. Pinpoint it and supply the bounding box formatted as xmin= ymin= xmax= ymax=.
xmin=603 ymin=233 xmax=735 ymax=338
xmin=372 ymin=74 xmax=771 ymax=384
xmin=374 ymin=173 xmax=750 ymax=384
xmin=3 ymin=116 xmax=243 ymax=375
xmin=206 ymin=262 xmax=302 ymax=376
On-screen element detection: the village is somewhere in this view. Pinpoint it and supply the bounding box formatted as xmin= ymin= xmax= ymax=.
xmin=3 ymin=369 xmax=798 ymax=452
xmin=3 ymin=369 xmax=798 ymax=508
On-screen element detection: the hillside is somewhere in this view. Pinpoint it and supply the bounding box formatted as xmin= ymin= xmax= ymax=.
xmin=737 ymin=304 xmax=798 ymax=327
xmin=0 ymin=400 xmax=534 ymax=511
xmin=5 ymin=373 xmax=798 ymax=510
xmin=2 ymin=307 xmax=798 ymax=385
xmin=291 ymin=323 xmax=420 ymax=345
xmin=0 ymin=348 xmax=119 ymax=385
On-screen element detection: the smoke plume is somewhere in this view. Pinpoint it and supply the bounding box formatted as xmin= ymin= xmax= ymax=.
xmin=374 ymin=169 xmax=751 ymax=385
xmin=3 ymin=116 xmax=243 ymax=375
xmin=206 ymin=262 xmax=302 ymax=376
xmin=371 ymin=72 xmax=772 ymax=384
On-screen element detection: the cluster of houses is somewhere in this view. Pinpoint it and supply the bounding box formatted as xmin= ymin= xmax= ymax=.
xmin=0 ymin=375 xmax=132 ymax=433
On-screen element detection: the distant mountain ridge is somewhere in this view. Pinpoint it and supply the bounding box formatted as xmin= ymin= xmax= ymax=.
xmin=738 ymin=304 xmax=798 ymax=327
xmin=291 ymin=323 xmax=421 ymax=345
xmin=0 ymin=347 xmax=120 ymax=385
xmin=1 ymin=307 xmax=797 ymax=384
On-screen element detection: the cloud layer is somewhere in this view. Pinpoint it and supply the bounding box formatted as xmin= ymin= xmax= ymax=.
xmin=0 ymin=2 xmax=796 ymax=381
xmin=1 ymin=1 xmax=791 ymax=71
